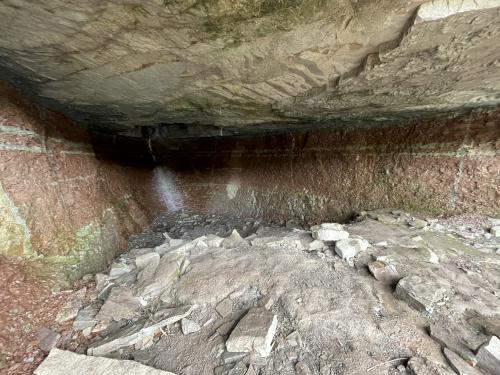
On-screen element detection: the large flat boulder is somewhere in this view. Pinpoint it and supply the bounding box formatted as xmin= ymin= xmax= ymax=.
xmin=35 ymin=348 xmax=176 ymax=375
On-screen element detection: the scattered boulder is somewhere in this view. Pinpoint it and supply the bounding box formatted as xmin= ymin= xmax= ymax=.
xmin=181 ymin=318 xmax=201 ymax=335
xmin=35 ymin=348 xmax=176 ymax=375
xmin=36 ymin=327 xmax=60 ymax=352
xmin=311 ymin=223 xmax=349 ymax=242
xmin=368 ymin=260 xmax=399 ymax=284
xmin=443 ymin=348 xmax=482 ymax=375
xmin=476 ymin=336 xmax=500 ymax=375
xmin=334 ymin=237 xmax=369 ymax=263
xmin=226 ymin=307 xmax=278 ymax=357
xmin=394 ymin=276 xmax=452 ymax=314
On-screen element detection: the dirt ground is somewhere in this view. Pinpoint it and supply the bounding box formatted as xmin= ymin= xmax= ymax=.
xmin=0 ymin=258 xmax=94 ymax=375
xmin=3 ymin=209 xmax=500 ymax=375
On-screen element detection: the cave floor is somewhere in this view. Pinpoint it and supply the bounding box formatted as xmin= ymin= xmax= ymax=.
xmin=9 ymin=210 xmax=500 ymax=375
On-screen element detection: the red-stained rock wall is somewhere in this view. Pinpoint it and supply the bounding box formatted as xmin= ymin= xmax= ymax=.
xmin=153 ymin=110 xmax=500 ymax=223
xmin=0 ymin=82 xmax=160 ymax=280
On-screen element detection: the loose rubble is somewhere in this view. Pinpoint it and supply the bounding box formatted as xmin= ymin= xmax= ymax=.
xmin=33 ymin=209 xmax=500 ymax=375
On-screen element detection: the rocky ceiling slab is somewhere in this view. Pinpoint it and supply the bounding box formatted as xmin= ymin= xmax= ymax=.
xmin=1 ymin=0 xmax=500 ymax=136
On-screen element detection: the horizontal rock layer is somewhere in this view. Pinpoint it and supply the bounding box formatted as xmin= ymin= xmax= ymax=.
xmin=0 ymin=81 xmax=160 ymax=280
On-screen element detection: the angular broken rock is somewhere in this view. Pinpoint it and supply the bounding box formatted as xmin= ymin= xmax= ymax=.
xmin=73 ymin=306 xmax=98 ymax=332
xmin=308 ymin=239 xmax=328 ymax=251
xmin=334 ymin=237 xmax=369 ymax=263
xmin=394 ymin=275 xmax=452 ymax=314
xmin=96 ymin=286 xmax=142 ymax=322
xmin=286 ymin=331 xmax=302 ymax=347
xmin=252 ymin=231 xmax=314 ymax=251
xmin=216 ymin=298 xmax=233 ymax=318
xmin=226 ymin=307 xmax=278 ymax=357
xmin=135 ymin=252 xmax=160 ymax=270
xmin=311 ymin=223 xmax=349 ymax=242
xmin=56 ymin=288 xmax=86 ymax=323
xmin=222 ymin=230 xmax=249 ymax=248
xmin=136 ymin=253 xmax=190 ymax=300
xmin=228 ymin=362 xmax=248 ymax=375
xmin=444 ymin=348 xmax=482 ymax=375
xmin=35 ymin=348 xmax=176 ymax=375
xmin=36 ymin=327 xmax=60 ymax=352
xmin=407 ymin=356 xmax=455 ymax=375
xmin=409 ymin=218 xmax=428 ymax=229
xmin=476 ymin=336 xmax=500 ymax=375
xmin=88 ymin=305 xmax=195 ymax=356
xmin=109 ymin=262 xmax=134 ymax=279
xmin=295 ymin=362 xmax=313 ymax=375
xmin=368 ymin=260 xmax=399 ymax=284
xmin=429 ymin=323 xmax=478 ymax=366
xmin=490 ymin=226 xmax=500 ymax=238
xmin=205 ymin=234 xmax=225 ymax=247
xmin=181 ymin=318 xmax=201 ymax=335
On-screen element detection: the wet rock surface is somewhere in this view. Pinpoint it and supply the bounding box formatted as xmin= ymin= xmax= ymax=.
xmin=35 ymin=209 xmax=500 ymax=375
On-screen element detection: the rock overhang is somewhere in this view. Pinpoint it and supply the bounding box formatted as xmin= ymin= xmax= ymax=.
xmin=0 ymin=0 xmax=499 ymax=138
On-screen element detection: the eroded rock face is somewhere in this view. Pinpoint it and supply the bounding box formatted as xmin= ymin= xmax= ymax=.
xmin=0 ymin=0 xmax=499 ymax=134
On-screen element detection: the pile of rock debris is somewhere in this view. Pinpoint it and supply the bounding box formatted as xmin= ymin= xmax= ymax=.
xmin=34 ymin=210 xmax=500 ymax=375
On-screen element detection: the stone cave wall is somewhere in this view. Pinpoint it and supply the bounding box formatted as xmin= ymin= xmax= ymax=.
xmin=0 ymin=81 xmax=161 ymax=280
xmin=153 ymin=110 xmax=500 ymax=223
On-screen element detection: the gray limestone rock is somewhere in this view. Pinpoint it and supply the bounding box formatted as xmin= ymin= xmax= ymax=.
xmin=135 ymin=252 xmax=160 ymax=270
xmin=222 ymin=230 xmax=249 ymax=249
xmin=35 ymin=348 xmax=176 ymax=375
xmin=311 ymin=223 xmax=349 ymax=242
xmin=55 ymin=288 xmax=86 ymax=323
xmin=429 ymin=323 xmax=478 ymax=366
xmin=476 ymin=336 xmax=500 ymax=375
xmin=73 ymin=306 xmax=98 ymax=332
xmin=96 ymin=287 xmax=142 ymax=322
xmin=334 ymin=237 xmax=369 ymax=263
xmin=394 ymin=276 xmax=452 ymax=314
xmin=109 ymin=262 xmax=134 ymax=279
xmin=368 ymin=260 xmax=399 ymax=284
xmin=226 ymin=307 xmax=278 ymax=357
xmin=89 ymin=305 xmax=195 ymax=356
xmin=443 ymin=348 xmax=482 ymax=375
xmin=36 ymin=327 xmax=60 ymax=352
xmin=216 ymin=298 xmax=233 ymax=318
xmin=181 ymin=318 xmax=201 ymax=335
xmin=407 ymin=356 xmax=455 ymax=375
